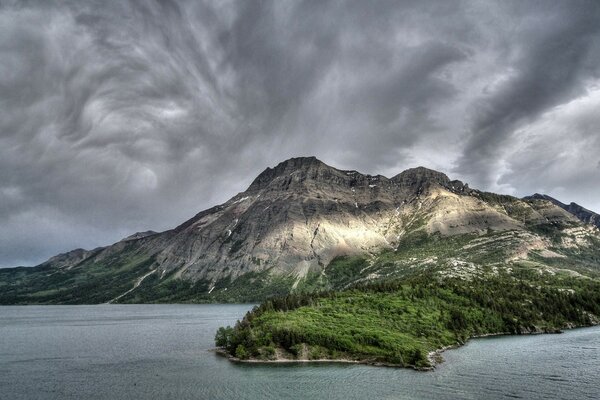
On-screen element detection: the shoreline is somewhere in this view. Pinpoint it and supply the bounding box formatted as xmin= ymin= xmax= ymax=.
xmin=213 ymin=348 xmax=429 ymax=370
xmin=427 ymin=322 xmax=600 ymax=368
xmin=216 ymin=322 xmax=599 ymax=372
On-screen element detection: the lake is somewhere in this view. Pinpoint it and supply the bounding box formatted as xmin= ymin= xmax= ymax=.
xmin=0 ymin=304 xmax=598 ymax=399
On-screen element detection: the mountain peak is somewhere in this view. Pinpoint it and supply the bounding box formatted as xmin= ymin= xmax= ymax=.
xmin=248 ymin=157 xmax=465 ymax=193
xmin=273 ymin=156 xmax=321 ymax=169
xmin=248 ymin=156 xmax=330 ymax=190
xmin=393 ymin=166 xmax=450 ymax=186
xmin=526 ymin=193 xmax=565 ymax=205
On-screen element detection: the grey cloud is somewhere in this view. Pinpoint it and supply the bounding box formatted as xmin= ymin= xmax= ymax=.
xmin=455 ymin=2 xmax=600 ymax=189
xmin=497 ymin=85 xmax=600 ymax=212
xmin=1 ymin=0 xmax=600 ymax=266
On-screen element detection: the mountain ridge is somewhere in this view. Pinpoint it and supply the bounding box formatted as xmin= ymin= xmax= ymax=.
xmin=523 ymin=193 xmax=600 ymax=229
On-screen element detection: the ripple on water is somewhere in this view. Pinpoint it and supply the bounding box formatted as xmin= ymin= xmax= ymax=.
xmin=0 ymin=305 xmax=598 ymax=400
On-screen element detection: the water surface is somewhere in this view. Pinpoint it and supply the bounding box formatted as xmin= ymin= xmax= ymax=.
xmin=0 ymin=305 xmax=598 ymax=399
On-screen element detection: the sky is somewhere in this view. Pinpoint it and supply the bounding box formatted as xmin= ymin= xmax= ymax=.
xmin=1 ymin=0 xmax=600 ymax=267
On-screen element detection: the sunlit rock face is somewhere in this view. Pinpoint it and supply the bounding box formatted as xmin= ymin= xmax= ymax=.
xmin=104 ymin=156 xmax=579 ymax=285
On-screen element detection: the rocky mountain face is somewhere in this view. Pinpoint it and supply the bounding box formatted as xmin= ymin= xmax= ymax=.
xmin=524 ymin=193 xmax=600 ymax=229
xmin=158 ymin=158 xmax=475 ymax=284
xmin=1 ymin=157 xmax=599 ymax=304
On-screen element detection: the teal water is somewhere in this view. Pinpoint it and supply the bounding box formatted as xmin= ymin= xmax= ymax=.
xmin=0 ymin=304 xmax=598 ymax=399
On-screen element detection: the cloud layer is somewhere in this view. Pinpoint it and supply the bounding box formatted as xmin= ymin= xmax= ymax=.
xmin=2 ymin=0 xmax=600 ymax=266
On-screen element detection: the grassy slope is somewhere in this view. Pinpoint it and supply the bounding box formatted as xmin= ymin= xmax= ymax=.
xmin=0 ymin=244 xmax=157 ymax=304
xmin=116 ymin=268 xmax=296 ymax=304
xmin=0 ymin=253 xmax=297 ymax=305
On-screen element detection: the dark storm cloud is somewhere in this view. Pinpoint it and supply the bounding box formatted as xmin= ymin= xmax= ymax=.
xmin=1 ymin=0 xmax=600 ymax=266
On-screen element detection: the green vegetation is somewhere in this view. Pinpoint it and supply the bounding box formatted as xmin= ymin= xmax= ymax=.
xmin=214 ymin=224 xmax=600 ymax=369
xmin=215 ymin=267 xmax=600 ymax=369
xmin=118 ymin=269 xmax=295 ymax=304
xmin=0 ymin=245 xmax=158 ymax=304
xmin=322 ymin=256 xmax=367 ymax=288
xmin=0 ymin=257 xmax=295 ymax=304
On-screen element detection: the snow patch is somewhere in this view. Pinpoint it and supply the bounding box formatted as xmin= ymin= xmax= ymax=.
xmin=232 ymin=196 xmax=250 ymax=204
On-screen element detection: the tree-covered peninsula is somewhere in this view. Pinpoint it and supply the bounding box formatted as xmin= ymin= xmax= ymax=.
xmin=215 ymin=266 xmax=600 ymax=369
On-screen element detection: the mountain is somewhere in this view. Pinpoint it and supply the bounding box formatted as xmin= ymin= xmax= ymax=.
xmin=524 ymin=193 xmax=600 ymax=229
xmin=1 ymin=156 xmax=599 ymax=304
